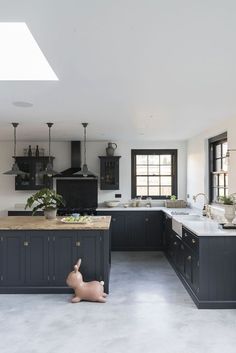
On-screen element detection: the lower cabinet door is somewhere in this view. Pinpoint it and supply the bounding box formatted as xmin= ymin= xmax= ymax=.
xmin=110 ymin=213 xmax=128 ymax=250
xmin=52 ymin=232 xmax=78 ymax=286
xmin=1 ymin=232 xmax=25 ymax=286
xmin=145 ymin=212 xmax=163 ymax=249
xmin=25 ymin=232 xmax=49 ymax=286
xmin=126 ymin=213 xmax=146 ymax=250
xmin=78 ymin=231 xmax=101 ymax=282
xmin=183 ymin=244 xmax=199 ymax=293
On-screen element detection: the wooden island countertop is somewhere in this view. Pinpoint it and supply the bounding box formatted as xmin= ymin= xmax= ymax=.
xmin=0 ymin=216 xmax=111 ymax=231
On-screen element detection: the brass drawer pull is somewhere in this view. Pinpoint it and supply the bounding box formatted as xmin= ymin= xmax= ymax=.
xmin=192 ymin=239 xmax=196 ymax=244
xmin=145 ymin=218 xmax=149 ymax=222
xmin=24 ymin=241 xmax=29 ymax=247
xmin=187 ymin=255 xmax=191 ymax=261
xmin=174 ymin=241 xmax=177 ymax=246
xmin=184 ymin=233 xmax=188 ymax=237
xmin=76 ymin=241 xmax=81 ymax=247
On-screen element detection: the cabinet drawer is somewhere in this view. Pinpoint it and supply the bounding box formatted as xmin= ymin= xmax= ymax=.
xmin=182 ymin=227 xmax=199 ymax=251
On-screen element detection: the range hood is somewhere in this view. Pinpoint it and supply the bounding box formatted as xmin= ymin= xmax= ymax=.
xmin=55 ymin=140 xmax=97 ymax=179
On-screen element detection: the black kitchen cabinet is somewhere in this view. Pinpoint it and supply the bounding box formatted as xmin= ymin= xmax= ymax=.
xmin=110 ymin=213 xmax=128 ymax=250
xmin=1 ymin=232 xmax=25 ymax=286
xmin=145 ymin=212 xmax=163 ymax=249
xmin=78 ymin=231 xmax=102 ymax=282
xmin=0 ymin=229 xmax=110 ymax=294
xmin=97 ymin=211 xmax=164 ymax=251
xmin=126 ymin=213 xmax=146 ymax=250
xmin=25 ymin=232 xmax=49 ymax=286
xmin=99 ymin=156 xmax=121 ymax=190
xmin=15 ymin=156 xmax=54 ymax=190
xmin=52 ymin=232 xmax=78 ymax=286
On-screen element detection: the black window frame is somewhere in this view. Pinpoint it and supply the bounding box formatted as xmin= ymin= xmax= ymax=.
xmin=131 ymin=149 xmax=178 ymax=199
xmin=209 ymin=132 xmax=228 ymax=203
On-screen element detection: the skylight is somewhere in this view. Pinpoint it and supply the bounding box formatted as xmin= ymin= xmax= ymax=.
xmin=0 ymin=22 xmax=58 ymax=80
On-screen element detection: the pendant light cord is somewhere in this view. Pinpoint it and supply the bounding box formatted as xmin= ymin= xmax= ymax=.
xmin=49 ymin=125 xmax=51 ymax=161
xmin=12 ymin=123 xmax=19 ymax=159
xmin=84 ymin=125 xmax=87 ymax=165
xmin=47 ymin=123 xmax=53 ymax=163
xmin=14 ymin=125 xmax=16 ymax=158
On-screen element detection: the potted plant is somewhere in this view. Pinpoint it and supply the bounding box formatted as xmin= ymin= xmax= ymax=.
xmin=218 ymin=195 xmax=236 ymax=226
xmin=25 ymin=188 xmax=65 ymax=220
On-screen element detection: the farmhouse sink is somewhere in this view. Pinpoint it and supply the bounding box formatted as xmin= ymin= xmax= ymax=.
xmin=172 ymin=214 xmax=204 ymax=237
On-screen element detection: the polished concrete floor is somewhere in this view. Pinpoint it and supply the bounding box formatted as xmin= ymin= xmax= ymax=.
xmin=1 ymin=252 xmax=236 ymax=353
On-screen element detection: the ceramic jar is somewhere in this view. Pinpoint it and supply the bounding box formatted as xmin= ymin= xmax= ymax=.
xmin=106 ymin=142 xmax=117 ymax=156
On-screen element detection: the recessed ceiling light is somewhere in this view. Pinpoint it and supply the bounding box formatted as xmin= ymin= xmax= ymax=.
xmin=0 ymin=22 xmax=58 ymax=81
xmin=13 ymin=101 xmax=33 ymax=108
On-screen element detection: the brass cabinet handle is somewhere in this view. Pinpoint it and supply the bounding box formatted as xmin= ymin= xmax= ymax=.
xmin=187 ymin=255 xmax=191 ymax=260
xmin=76 ymin=241 xmax=81 ymax=247
xmin=145 ymin=218 xmax=149 ymax=222
xmin=174 ymin=241 xmax=177 ymax=246
xmin=24 ymin=241 xmax=29 ymax=247
xmin=184 ymin=233 xmax=188 ymax=237
xmin=192 ymin=239 xmax=196 ymax=244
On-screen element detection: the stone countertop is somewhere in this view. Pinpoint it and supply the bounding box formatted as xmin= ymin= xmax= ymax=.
xmin=173 ymin=215 xmax=236 ymax=237
xmin=0 ymin=216 xmax=111 ymax=231
xmin=97 ymin=206 xmax=188 ymax=214
xmin=98 ymin=206 xmax=236 ymax=237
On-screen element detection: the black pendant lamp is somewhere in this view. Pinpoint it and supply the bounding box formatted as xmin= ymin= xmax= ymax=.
xmin=41 ymin=123 xmax=60 ymax=177
xmin=74 ymin=123 xmax=95 ymax=177
xmin=3 ymin=123 xmax=25 ymax=175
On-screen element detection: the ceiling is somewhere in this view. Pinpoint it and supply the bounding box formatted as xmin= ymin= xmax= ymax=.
xmin=0 ymin=0 xmax=236 ymax=141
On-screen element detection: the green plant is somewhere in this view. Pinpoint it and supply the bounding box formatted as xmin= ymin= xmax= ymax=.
xmin=218 ymin=196 xmax=235 ymax=205
xmin=170 ymin=195 xmax=177 ymax=201
xmin=25 ymin=188 xmax=65 ymax=215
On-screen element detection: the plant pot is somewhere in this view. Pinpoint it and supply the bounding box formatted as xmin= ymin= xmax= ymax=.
xmin=223 ymin=205 xmax=236 ymax=226
xmin=44 ymin=208 xmax=57 ymax=220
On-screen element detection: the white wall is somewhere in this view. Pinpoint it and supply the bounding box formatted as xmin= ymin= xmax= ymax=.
xmin=0 ymin=139 xmax=187 ymax=215
xmin=187 ymin=116 xmax=236 ymax=209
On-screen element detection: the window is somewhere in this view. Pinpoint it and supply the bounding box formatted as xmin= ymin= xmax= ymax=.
xmin=131 ymin=149 xmax=177 ymax=199
xmin=209 ymin=132 xmax=228 ymax=203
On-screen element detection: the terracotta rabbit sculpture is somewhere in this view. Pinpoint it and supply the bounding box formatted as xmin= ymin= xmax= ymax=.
xmin=66 ymin=259 xmax=107 ymax=303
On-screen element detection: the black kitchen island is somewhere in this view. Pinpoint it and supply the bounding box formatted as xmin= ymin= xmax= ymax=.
xmin=0 ymin=216 xmax=111 ymax=294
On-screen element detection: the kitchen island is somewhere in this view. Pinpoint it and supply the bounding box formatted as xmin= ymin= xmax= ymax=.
xmin=0 ymin=216 xmax=111 ymax=294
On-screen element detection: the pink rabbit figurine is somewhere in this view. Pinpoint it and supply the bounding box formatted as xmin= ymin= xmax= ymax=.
xmin=66 ymin=259 xmax=107 ymax=303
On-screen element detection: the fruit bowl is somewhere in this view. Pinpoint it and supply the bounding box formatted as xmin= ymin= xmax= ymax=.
xmin=105 ymin=200 xmax=120 ymax=208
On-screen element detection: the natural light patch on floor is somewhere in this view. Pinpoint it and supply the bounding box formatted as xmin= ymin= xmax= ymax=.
xmin=0 ymin=22 xmax=58 ymax=80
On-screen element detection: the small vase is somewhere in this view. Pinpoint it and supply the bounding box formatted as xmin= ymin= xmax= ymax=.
xmin=223 ymin=205 xmax=236 ymax=226
xmin=106 ymin=142 xmax=117 ymax=156
xmin=44 ymin=208 xmax=57 ymax=220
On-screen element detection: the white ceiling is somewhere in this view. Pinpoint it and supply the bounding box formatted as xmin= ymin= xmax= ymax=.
xmin=0 ymin=0 xmax=236 ymax=141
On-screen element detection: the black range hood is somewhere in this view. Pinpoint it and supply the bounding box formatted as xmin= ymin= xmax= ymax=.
xmin=55 ymin=141 xmax=97 ymax=178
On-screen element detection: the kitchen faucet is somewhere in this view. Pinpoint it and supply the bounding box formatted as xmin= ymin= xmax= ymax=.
xmin=193 ymin=193 xmax=211 ymax=217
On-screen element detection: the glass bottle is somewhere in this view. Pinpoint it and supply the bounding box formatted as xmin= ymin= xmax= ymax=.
xmin=28 ymin=145 xmax=32 ymax=157
xmin=35 ymin=145 xmax=39 ymax=158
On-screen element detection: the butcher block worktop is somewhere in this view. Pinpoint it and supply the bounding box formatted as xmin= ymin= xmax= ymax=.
xmin=0 ymin=216 xmax=111 ymax=230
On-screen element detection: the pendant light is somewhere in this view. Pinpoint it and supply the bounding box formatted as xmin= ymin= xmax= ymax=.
xmin=40 ymin=123 xmax=60 ymax=177
xmin=74 ymin=123 xmax=96 ymax=177
xmin=3 ymin=123 xmax=25 ymax=175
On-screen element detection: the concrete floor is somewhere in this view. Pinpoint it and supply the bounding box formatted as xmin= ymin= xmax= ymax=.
xmin=0 ymin=252 xmax=236 ymax=353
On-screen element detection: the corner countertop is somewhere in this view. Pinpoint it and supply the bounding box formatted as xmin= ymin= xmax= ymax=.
xmin=0 ymin=216 xmax=111 ymax=231
xmin=97 ymin=206 xmax=236 ymax=237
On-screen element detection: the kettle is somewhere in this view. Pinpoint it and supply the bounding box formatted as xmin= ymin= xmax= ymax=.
xmin=106 ymin=142 xmax=117 ymax=156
